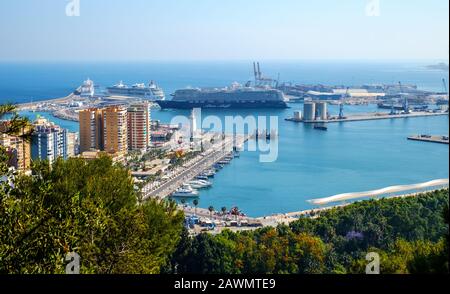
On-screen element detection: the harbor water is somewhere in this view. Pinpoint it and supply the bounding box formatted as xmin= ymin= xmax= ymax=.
xmin=2 ymin=62 xmax=449 ymax=217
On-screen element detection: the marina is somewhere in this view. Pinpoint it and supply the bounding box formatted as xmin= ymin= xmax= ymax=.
xmin=141 ymin=134 xmax=248 ymax=201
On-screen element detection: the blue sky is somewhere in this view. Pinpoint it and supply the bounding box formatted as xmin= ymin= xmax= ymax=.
xmin=0 ymin=0 xmax=448 ymax=61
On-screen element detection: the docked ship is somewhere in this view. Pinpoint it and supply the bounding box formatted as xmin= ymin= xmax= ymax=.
xmin=107 ymin=80 xmax=165 ymax=101
xmin=156 ymin=62 xmax=288 ymax=109
xmin=79 ymin=78 xmax=95 ymax=98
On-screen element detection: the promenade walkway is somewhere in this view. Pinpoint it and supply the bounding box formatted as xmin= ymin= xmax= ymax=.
xmin=142 ymin=134 xmax=247 ymax=200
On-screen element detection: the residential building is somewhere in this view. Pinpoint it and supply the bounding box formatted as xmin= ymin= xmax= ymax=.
xmin=31 ymin=117 xmax=69 ymax=165
xmin=0 ymin=133 xmax=31 ymax=172
xmin=127 ymin=102 xmax=151 ymax=152
xmin=67 ymin=132 xmax=78 ymax=157
xmin=103 ymin=106 xmax=128 ymax=154
xmin=79 ymin=108 xmax=103 ymax=153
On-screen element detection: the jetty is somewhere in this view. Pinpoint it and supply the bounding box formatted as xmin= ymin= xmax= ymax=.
xmin=16 ymin=87 xmax=80 ymax=110
xmin=142 ymin=134 xmax=248 ymax=200
xmin=286 ymin=111 xmax=448 ymax=124
xmin=407 ymin=134 xmax=449 ymax=145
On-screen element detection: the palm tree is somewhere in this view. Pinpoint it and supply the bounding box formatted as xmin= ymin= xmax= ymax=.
xmin=208 ymin=205 xmax=215 ymax=219
xmin=193 ymin=199 xmax=199 ymax=216
xmin=233 ymin=206 xmax=239 ymax=221
xmin=221 ymin=206 xmax=227 ymax=220
xmin=1 ymin=104 xmax=33 ymax=173
xmin=0 ymin=104 xmax=32 ymax=140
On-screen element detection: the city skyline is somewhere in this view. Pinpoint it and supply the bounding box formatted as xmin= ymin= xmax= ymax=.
xmin=0 ymin=0 xmax=448 ymax=62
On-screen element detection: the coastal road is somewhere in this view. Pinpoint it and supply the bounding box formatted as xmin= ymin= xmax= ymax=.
xmin=142 ymin=135 xmax=244 ymax=200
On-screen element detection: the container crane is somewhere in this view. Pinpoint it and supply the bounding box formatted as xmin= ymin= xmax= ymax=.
xmin=442 ymin=78 xmax=448 ymax=99
xmin=442 ymin=78 xmax=449 ymax=112
xmin=399 ymin=81 xmax=409 ymax=114
xmin=339 ymin=87 xmax=348 ymax=119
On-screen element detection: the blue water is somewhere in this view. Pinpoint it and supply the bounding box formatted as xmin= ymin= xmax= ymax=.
xmin=0 ymin=61 xmax=448 ymax=103
xmin=1 ymin=62 xmax=448 ymax=217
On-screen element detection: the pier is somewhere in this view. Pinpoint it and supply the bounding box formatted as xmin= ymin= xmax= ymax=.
xmin=308 ymin=179 xmax=449 ymax=206
xmin=286 ymin=111 xmax=448 ymax=124
xmin=142 ymin=134 xmax=248 ymax=201
xmin=16 ymin=88 xmax=80 ymax=110
xmin=407 ymin=134 xmax=449 ymax=145
xmin=256 ymin=180 xmax=449 ymax=228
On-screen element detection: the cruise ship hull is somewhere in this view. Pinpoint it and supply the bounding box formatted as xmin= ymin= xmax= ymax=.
xmin=156 ymin=100 xmax=289 ymax=109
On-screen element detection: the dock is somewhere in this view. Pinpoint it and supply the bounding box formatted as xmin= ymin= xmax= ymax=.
xmin=255 ymin=180 xmax=449 ymax=228
xmin=141 ymin=134 xmax=248 ymax=200
xmin=286 ymin=111 xmax=448 ymax=124
xmin=16 ymin=87 xmax=80 ymax=110
xmin=407 ymin=135 xmax=449 ymax=145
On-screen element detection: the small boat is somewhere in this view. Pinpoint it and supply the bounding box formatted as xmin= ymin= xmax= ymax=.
xmin=188 ymin=180 xmax=212 ymax=189
xmin=202 ymin=169 xmax=216 ymax=177
xmin=314 ymin=125 xmax=328 ymax=131
xmin=213 ymin=163 xmax=223 ymax=170
xmin=172 ymin=184 xmax=199 ymax=198
xmin=218 ymin=160 xmax=231 ymax=165
xmin=196 ymin=175 xmax=209 ymax=181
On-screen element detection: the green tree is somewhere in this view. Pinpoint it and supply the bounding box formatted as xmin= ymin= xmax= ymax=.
xmin=0 ymin=155 xmax=184 ymax=273
xmin=0 ymin=104 xmax=33 ymax=173
xmin=193 ymin=199 xmax=199 ymax=216
xmin=208 ymin=205 xmax=215 ymax=219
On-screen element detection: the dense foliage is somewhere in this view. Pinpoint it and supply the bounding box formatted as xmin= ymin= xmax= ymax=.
xmin=0 ymin=156 xmax=184 ymax=273
xmin=166 ymin=190 xmax=449 ymax=274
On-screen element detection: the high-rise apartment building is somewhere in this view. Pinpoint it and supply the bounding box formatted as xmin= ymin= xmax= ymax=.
xmin=127 ymin=102 xmax=151 ymax=152
xmin=0 ymin=133 xmax=31 ymax=172
xmin=79 ymin=108 xmax=103 ymax=153
xmin=67 ymin=132 xmax=78 ymax=157
xmin=31 ymin=117 xmax=69 ymax=165
xmin=103 ymin=106 xmax=128 ymax=154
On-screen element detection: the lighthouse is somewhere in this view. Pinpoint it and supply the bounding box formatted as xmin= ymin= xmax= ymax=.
xmin=190 ymin=108 xmax=199 ymax=141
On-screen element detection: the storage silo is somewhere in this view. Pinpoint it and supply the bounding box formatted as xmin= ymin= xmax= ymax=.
xmin=294 ymin=111 xmax=302 ymax=121
xmin=303 ymin=103 xmax=316 ymax=122
xmin=316 ymin=102 xmax=328 ymax=120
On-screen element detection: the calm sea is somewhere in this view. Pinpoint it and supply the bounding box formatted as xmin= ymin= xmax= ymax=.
xmin=1 ymin=61 xmax=448 ymax=217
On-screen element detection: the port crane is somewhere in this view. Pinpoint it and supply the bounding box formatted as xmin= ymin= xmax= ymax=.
xmin=338 ymin=87 xmax=348 ymax=119
xmin=442 ymin=78 xmax=449 ymax=112
xmin=399 ymin=81 xmax=410 ymax=114
xmin=442 ymin=78 xmax=448 ymax=99
xmin=253 ymin=61 xmax=275 ymax=87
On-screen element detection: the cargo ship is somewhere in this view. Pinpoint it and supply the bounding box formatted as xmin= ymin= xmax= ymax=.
xmin=156 ymin=62 xmax=288 ymax=109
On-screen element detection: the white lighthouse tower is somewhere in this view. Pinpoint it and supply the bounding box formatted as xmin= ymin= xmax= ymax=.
xmin=190 ymin=108 xmax=199 ymax=141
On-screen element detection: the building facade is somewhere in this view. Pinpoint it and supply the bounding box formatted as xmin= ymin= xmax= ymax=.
xmin=103 ymin=106 xmax=128 ymax=154
xmin=67 ymin=132 xmax=78 ymax=157
xmin=0 ymin=133 xmax=31 ymax=172
xmin=127 ymin=102 xmax=151 ymax=152
xmin=79 ymin=108 xmax=103 ymax=153
xmin=31 ymin=117 xmax=69 ymax=165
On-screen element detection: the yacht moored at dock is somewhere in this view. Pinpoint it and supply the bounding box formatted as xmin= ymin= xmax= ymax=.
xmin=188 ymin=180 xmax=213 ymax=189
xmin=171 ymin=184 xmax=199 ymax=198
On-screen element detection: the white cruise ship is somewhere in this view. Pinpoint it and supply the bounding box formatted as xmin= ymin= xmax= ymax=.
xmin=107 ymin=80 xmax=165 ymax=101
xmin=80 ymin=78 xmax=95 ymax=98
